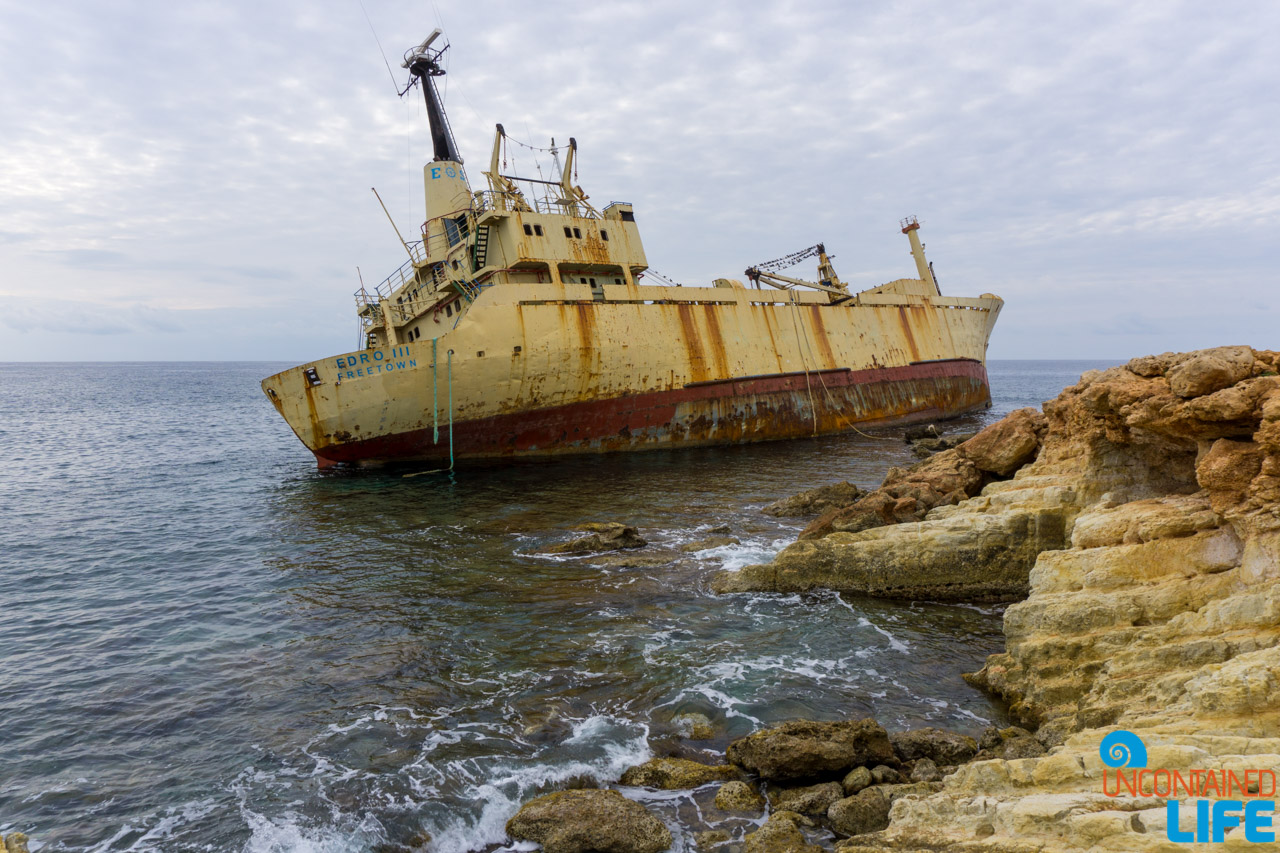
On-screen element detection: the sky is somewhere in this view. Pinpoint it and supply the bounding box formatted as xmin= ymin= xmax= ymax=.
xmin=1 ymin=0 xmax=1276 ymax=361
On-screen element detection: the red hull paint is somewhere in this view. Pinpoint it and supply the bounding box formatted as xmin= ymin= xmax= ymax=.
xmin=314 ymin=359 xmax=991 ymax=466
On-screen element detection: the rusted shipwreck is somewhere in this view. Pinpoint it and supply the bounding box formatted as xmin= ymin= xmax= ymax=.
xmin=262 ymin=32 xmax=1003 ymax=468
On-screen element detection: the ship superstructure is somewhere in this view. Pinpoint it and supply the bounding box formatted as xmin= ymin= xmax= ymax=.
xmin=262 ymin=32 xmax=1003 ymax=468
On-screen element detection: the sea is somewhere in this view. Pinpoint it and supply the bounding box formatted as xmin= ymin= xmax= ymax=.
xmin=0 ymin=360 xmax=1116 ymax=852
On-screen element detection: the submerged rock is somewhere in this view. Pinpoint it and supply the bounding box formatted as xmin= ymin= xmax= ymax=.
xmin=618 ymin=757 xmax=739 ymax=789
xmin=672 ymin=712 xmax=714 ymax=740
xmin=505 ymin=789 xmax=672 ymax=853
xmin=725 ymin=718 xmax=894 ymax=781
xmin=693 ymin=829 xmax=731 ymax=851
xmin=544 ymin=522 xmax=647 ymax=554
xmin=679 ymin=535 xmax=740 ymax=552
xmin=762 ymin=481 xmax=865 ymax=517
xmin=592 ymin=551 xmax=678 ymax=568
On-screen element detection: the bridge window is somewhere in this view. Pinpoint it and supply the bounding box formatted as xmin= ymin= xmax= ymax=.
xmin=573 ymin=227 xmax=582 ymax=239
xmin=563 ymin=226 xmax=572 ymax=238
xmin=600 ymin=229 xmax=609 ymax=241
xmin=444 ymin=215 xmax=469 ymax=246
xmin=523 ymin=224 xmax=533 ymax=235
xmin=534 ymin=224 xmax=543 ymax=236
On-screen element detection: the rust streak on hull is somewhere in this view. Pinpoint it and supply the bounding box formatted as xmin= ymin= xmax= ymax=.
xmin=311 ymin=359 xmax=990 ymax=466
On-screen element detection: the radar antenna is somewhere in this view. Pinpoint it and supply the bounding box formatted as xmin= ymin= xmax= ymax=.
xmin=401 ymin=29 xmax=463 ymax=163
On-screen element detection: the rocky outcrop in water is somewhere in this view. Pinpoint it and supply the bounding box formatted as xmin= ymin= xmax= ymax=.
xmin=544 ymin=522 xmax=648 ymax=554
xmin=802 ymin=346 xmax=1280 ymax=851
xmin=3 ymin=834 xmax=30 ymax=853
xmin=762 ymin=482 xmax=866 ymax=517
xmin=505 ymin=789 xmax=673 ymax=853
xmin=725 ymin=718 xmax=896 ymax=782
xmin=713 ymin=407 xmax=1061 ymax=600
xmin=619 ymin=757 xmax=740 ymax=789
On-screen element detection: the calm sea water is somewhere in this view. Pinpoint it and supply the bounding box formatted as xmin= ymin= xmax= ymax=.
xmin=0 ymin=360 xmax=1114 ymax=852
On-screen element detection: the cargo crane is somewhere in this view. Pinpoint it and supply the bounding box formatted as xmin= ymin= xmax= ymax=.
xmin=744 ymin=244 xmax=851 ymax=302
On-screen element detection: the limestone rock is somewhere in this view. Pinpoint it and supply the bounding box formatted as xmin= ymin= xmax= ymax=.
xmin=714 ymin=501 xmax=1068 ymax=601
xmin=546 ymin=522 xmax=647 ymax=554
xmin=4 ymin=835 xmax=30 ymax=853
xmin=908 ymin=758 xmax=940 ymax=783
xmin=866 ymin=346 xmax=1280 ymax=852
xmin=889 ymin=728 xmax=978 ymax=766
xmin=972 ymin=726 xmax=1045 ymax=761
xmin=957 ymin=407 xmax=1046 ymax=476
xmin=827 ymin=787 xmax=891 ymax=837
xmin=592 ymin=552 xmax=678 ymax=569
xmin=742 ymin=813 xmax=823 ymax=853
xmin=1166 ymin=345 xmax=1255 ymax=398
xmin=713 ymin=779 xmax=764 ymax=812
xmin=725 ymin=718 xmax=894 ymax=781
xmin=770 ymin=781 xmax=844 ymax=815
xmin=869 ymin=765 xmax=903 ymax=785
xmin=693 ymin=829 xmax=731 ymax=851
xmin=619 ymin=757 xmax=738 ymax=789
xmin=672 ymin=712 xmax=714 ymax=740
xmin=841 ymin=765 xmax=873 ymax=795
xmin=763 ymin=481 xmax=865 ymax=517
xmin=909 ymin=431 xmax=977 ymax=458
xmin=797 ymin=450 xmax=985 ymax=540
xmin=679 ymin=536 xmax=740 ymax=552
xmin=505 ymin=789 xmax=672 ymax=853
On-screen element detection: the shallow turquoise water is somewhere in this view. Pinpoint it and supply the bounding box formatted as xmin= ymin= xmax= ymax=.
xmin=0 ymin=360 xmax=1114 ymax=852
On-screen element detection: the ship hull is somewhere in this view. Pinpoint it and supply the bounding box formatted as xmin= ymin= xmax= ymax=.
xmin=307 ymin=359 xmax=989 ymax=466
xmin=262 ymin=279 xmax=1002 ymax=468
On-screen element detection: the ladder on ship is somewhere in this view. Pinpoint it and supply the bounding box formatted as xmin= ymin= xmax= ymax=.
xmin=471 ymin=224 xmax=491 ymax=272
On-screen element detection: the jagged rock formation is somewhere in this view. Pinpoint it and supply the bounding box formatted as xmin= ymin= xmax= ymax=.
xmin=715 ymin=409 xmax=1055 ymax=600
xmin=544 ymin=522 xmax=648 ymax=554
xmin=837 ymin=346 xmax=1280 ymax=851
xmin=763 ymin=481 xmax=866 ymax=517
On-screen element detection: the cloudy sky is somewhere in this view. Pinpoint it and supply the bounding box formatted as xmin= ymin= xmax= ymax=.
xmin=1 ymin=0 xmax=1275 ymax=361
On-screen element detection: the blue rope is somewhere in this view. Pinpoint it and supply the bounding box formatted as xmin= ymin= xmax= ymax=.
xmin=405 ymin=345 xmax=454 ymax=478
xmin=446 ymin=349 xmax=454 ymax=471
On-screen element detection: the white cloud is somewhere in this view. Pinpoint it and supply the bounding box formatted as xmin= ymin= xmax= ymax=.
xmin=0 ymin=0 xmax=1276 ymax=361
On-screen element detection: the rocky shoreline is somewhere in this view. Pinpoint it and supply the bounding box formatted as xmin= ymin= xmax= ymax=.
xmin=505 ymin=345 xmax=1280 ymax=852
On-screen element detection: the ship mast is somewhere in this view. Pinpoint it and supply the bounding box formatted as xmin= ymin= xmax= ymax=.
xmin=402 ymin=29 xmax=462 ymax=163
